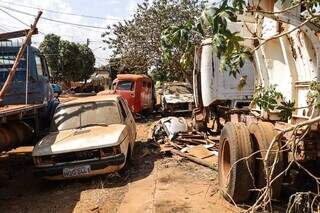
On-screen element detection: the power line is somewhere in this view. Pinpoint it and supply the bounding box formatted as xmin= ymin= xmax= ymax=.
xmin=0 ymin=26 xmax=8 ymax=32
xmin=0 ymin=8 xmax=46 ymax=35
xmin=0 ymin=23 xmax=23 ymax=30
xmin=0 ymin=6 xmax=110 ymax=30
xmin=0 ymin=8 xmax=30 ymax=27
xmin=42 ymin=16 xmax=108 ymax=30
xmin=0 ymin=0 xmax=124 ymax=21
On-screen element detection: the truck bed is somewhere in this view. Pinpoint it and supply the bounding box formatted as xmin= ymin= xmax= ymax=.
xmin=0 ymin=104 xmax=45 ymax=119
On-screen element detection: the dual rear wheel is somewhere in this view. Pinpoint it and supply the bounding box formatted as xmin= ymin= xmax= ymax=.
xmin=218 ymin=122 xmax=283 ymax=203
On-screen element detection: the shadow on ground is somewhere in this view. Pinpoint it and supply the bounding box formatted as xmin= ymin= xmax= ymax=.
xmin=0 ymin=139 xmax=160 ymax=213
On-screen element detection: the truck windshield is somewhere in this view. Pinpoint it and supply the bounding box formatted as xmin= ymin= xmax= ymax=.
xmin=116 ymin=81 xmax=134 ymax=91
xmin=164 ymin=84 xmax=192 ymax=95
xmin=52 ymin=101 xmax=122 ymax=131
xmin=0 ymin=52 xmax=26 ymax=83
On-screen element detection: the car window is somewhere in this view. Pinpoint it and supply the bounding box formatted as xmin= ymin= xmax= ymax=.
xmin=35 ymin=55 xmax=44 ymax=77
xmin=116 ymin=81 xmax=134 ymax=91
xmin=120 ymin=98 xmax=130 ymax=114
xmin=52 ymin=101 xmax=121 ymax=131
xmin=0 ymin=52 xmax=26 ymax=82
xmin=118 ymin=99 xmax=127 ymax=120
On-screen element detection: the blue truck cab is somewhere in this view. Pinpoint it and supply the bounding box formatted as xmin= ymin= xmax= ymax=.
xmin=0 ymin=45 xmax=53 ymax=104
xmin=0 ymin=44 xmax=59 ymax=135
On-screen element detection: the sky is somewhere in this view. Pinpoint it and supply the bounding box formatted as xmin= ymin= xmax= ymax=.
xmin=0 ymin=0 xmax=144 ymax=67
xmin=0 ymin=0 xmax=219 ymax=67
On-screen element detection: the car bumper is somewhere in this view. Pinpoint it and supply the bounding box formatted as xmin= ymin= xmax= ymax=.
xmin=165 ymin=102 xmax=194 ymax=113
xmin=33 ymin=154 xmax=126 ymax=180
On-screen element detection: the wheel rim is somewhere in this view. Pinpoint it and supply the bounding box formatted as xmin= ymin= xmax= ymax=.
xmin=221 ymin=138 xmax=231 ymax=187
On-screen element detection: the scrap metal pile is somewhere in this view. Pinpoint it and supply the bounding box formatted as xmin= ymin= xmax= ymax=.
xmin=152 ymin=117 xmax=219 ymax=169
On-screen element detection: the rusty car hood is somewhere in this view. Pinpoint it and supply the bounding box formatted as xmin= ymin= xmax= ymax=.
xmin=32 ymin=124 xmax=127 ymax=156
xmin=163 ymin=94 xmax=194 ymax=104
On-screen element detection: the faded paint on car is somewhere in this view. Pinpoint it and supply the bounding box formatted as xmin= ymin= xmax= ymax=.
xmin=161 ymin=82 xmax=194 ymax=113
xmin=32 ymin=95 xmax=136 ymax=180
xmin=113 ymin=74 xmax=154 ymax=113
xmin=32 ymin=125 xmax=127 ymax=156
xmin=163 ymin=94 xmax=194 ymax=104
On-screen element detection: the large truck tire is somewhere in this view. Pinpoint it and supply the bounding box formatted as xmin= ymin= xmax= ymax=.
xmin=0 ymin=126 xmax=15 ymax=151
xmin=249 ymin=122 xmax=283 ymax=199
xmin=218 ymin=122 xmax=255 ymax=203
xmin=0 ymin=122 xmax=34 ymax=151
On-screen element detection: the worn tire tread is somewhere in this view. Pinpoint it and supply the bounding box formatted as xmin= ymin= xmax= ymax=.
xmin=249 ymin=122 xmax=283 ymax=199
xmin=219 ymin=122 xmax=255 ymax=203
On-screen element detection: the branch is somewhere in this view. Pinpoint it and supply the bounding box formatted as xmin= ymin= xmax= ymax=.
xmin=248 ymin=3 xmax=301 ymax=15
xmin=252 ymin=16 xmax=316 ymax=52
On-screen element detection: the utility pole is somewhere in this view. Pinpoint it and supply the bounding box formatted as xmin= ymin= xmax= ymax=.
xmin=86 ymin=38 xmax=90 ymax=46
xmin=0 ymin=11 xmax=42 ymax=105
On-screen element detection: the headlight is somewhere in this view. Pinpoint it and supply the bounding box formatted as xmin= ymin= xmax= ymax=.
xmin=113 ymin=146 xmax=121 ymax=154
xmin=33 ymin=156 xmax=41 ymax=165
xmin=100 ymin=145 xmax=121 ymax=158
xmin=33 ymin=156 xmax=53 ymax=165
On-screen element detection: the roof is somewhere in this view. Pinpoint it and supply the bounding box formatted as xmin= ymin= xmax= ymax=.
xmin=0 ymin=45 xmax=39 ymax=53
xmin=61 ymin=94 xmax=120 ymax=106
xmin=117 ymin=74 xmax=150 ymax=81
xmin=90 ymin=70 xmax=110 ymax=80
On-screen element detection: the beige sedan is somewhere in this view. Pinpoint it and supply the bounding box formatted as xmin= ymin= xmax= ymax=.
xmin=32 ymin=95 xmax=136 ymax=180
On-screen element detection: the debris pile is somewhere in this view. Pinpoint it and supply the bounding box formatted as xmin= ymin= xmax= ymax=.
xmin=152 ymin=117 xmax=219 ymax=169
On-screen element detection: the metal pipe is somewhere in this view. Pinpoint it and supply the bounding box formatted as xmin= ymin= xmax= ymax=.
xmin=25 ymin=45 xmax=29 ymax=105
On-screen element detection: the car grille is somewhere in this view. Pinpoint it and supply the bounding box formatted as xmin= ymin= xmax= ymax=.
xmin=41 ymin=149 xmax=101 ymax=164
xmin=172 ymin=103 xmax=189 ymax=111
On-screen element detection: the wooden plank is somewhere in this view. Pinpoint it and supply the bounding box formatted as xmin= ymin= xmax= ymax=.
xmin=0 ymin=104 xmax=45 ymax=118
xmin=7 ymin=146 xmax=34 ymax=155
xmin=187 ymin=145 xmax=213 ymax=159
xmin=0 ymin=28 xmax=38 ymax=40
xmin=171 ymin=149 xmax=217 ymax=170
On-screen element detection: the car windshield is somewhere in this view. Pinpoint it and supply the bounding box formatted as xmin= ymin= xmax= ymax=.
xmin=164 ymin=84 xmax=192 ymax=95
xmin=52 ymin=101 xmax=122 ymax=131
xmin=116 ymin=80 xmax=134 ymax=91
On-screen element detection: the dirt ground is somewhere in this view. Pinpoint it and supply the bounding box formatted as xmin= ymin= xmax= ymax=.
xmin=0 ymin=117 xmax=239 ymax=213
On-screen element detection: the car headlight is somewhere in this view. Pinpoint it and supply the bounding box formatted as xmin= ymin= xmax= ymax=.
xmin=33 ymin=156 xmax=41 ymax=165
xmin=100 ymin=145 xmax=121 ymax=158
xmin=33 ymin=156 xmax=54 ymax=165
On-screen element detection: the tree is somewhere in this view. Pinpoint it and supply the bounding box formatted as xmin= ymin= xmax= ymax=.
xmin=40 ymin=34 xmax=96 ymax=84
xmin=59 ymin=40 xmax=82 ymax=82
xmin=161 ymin=1 xmax=252 ymax=78
xmin=108 ymin=57 xmax=121 ymax=81
xmin=162 ymin=0 xmax=320 ymax=77
xmin=78 ymin=44 xmax=95 ymax=83
xmin=39 ymin=34 xmax=61 ymax=82
xmin=103 ymin=0 xmax=207 ymax=82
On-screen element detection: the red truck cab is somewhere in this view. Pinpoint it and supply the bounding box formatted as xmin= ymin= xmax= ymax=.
xmin=113 ymin=74 xmax=154 ymax=114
